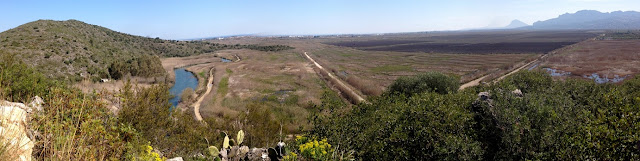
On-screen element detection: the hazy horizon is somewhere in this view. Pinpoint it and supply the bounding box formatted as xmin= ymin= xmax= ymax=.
xmin=1 ymin=0 xmax=639 ymax=40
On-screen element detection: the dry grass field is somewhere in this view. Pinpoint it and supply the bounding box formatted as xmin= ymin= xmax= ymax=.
xmin=307 ymin=45 xmax=538 ymax=93
xmin=207 ymin=32 xmax=578 ymax=97
xmin=541 ymin=39 xmax=640 ymax=81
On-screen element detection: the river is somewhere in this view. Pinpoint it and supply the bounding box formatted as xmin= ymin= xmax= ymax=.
xmin=169 ymin=68 xmax=199 ymax=107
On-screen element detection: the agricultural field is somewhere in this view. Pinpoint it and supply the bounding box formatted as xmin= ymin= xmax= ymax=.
xmin=325 ymin=30 xmax=598 ymax=54
xmin=540 ymin=33 xmax=640 ymax=83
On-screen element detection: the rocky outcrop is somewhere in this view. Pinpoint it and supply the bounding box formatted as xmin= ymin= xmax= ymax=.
xmin=512 ymin=89 xmax=523 ymax=97
xmin=0 ymin=96 xmax=43 ymax=161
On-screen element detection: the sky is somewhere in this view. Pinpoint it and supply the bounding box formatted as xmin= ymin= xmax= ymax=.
xmin=1 ymin=0 xmax=639 ymax=40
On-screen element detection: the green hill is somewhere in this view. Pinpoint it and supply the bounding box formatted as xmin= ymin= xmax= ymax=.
xmin=0 ymin=19 xmax=292 ymax=82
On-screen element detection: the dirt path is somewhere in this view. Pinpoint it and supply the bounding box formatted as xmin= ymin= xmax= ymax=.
xmin=459 ymin=54 xmax=545 ymax=90
xmin=192 ymin=67 xmax=214 ymax=121
xmin=492 ymin=55 xmax=546 ymax=83
xmin=459 ymin=75 xmax=490 ymax=90
xmin=304 ymin=52 xmax=365 ymax=103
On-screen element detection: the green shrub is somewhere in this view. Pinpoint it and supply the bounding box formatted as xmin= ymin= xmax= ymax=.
xmin=31 ymin=87 xmax=144 ymax=160
xmin=181 ymin=87 xmax=194 ymax=102
xmin=387 ymin=71 xmax=459 ymax=95
xmin=0 ymin=53 xmax=55 ymax=103
xmin=313 ymin=71 xmax=640 ymax=160
xmin=117 ymin=81 xmax=221 ymax=157
xmin=312 ymin=91 xmax=482 ymax=160
xmin=496 ymin=70 xmax=552 ymax=93
xmin=472 ymin=71 xmax=640 ymax=160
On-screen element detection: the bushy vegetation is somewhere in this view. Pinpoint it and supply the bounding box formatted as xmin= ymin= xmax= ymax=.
xmin=107 ymin=54 xmax=165 ymax=80
xmin=0 ymin=19 xmax=295 ymax=82
xmin=1 ymin=52 xmax=145 ymax=160
xmin=312 ymin=70 xmax=640 ymax=160
xmin=117 ymin=81 xmax=218 ymax=157
xmin=180 ymin=87 xmax=194 ymax=103
xmin=0 ymin=53 xmax=55 ymax=103
xmin=31 ymin=87 xmax=141 ymax=160
xmin=387 ymin=71 xmax=459 ymax=95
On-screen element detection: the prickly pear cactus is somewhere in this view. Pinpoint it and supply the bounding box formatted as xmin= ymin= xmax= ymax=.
xmin=237 ymin=130 xmax=245 ymax=145
xmin=230 ymin=139 xmax=236 ymax=147
xmin=223 ymin=135 xmax=230 ymax=149
xmin=208 ymin=146 xmax=219 ymax=157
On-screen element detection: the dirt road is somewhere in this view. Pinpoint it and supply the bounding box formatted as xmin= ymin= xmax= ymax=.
xmin=192 ymin=68 xmax=214 ymax=121
xmin=492 ymin=55 xmax=546 ymax=83
xmin=458 ymin=75 xmax=490 ymax=90
xmin=304 ymin=52 xmax=365 ymax=103
xmin=459 ymin=54 xmax=545 ymax=90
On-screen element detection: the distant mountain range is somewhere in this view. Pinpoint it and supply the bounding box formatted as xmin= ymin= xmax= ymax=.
xmin=528 ymin=10 xmax=640 ymax=30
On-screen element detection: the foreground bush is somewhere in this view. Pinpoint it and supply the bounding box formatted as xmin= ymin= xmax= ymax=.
xmin=117 ymin=81 xmax=218 ymax=157
xmin=312 ymin=89 xmax=483 ymax=160
xmin=0 ymin=52 xmax=143 ymax=160
xmin=28 ymin=84 xmax=144 ymax=160
xmin=471 ymin=71 xmax=640 ymax=160
xmin=0 ymin=53 xmax=55 ymax=103
xmin=313 ymin=71 xmax=640 ymax=160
